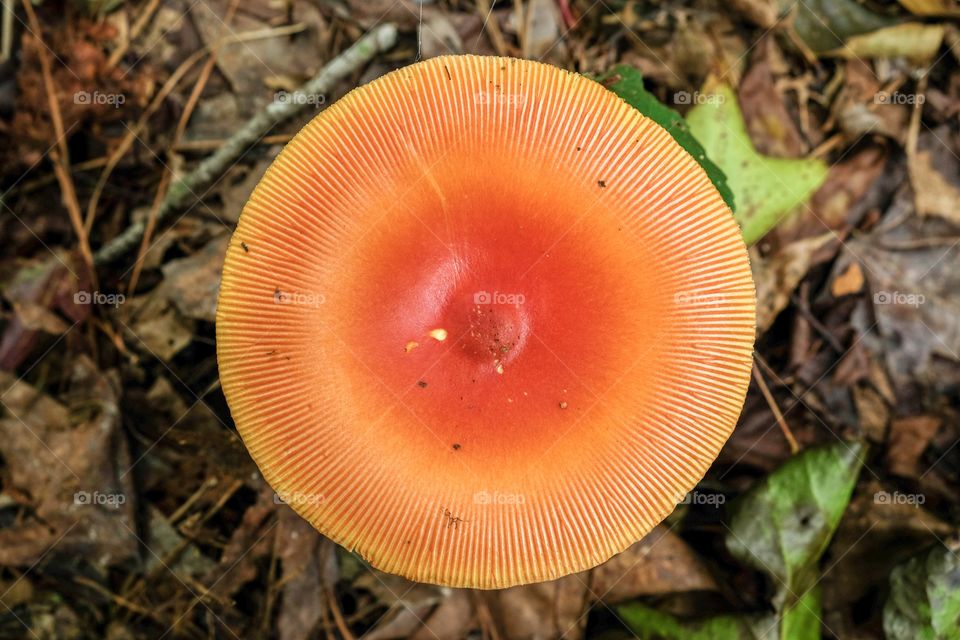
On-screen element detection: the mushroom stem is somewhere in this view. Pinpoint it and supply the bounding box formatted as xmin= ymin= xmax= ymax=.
xmin=94 ymin=23 xmax=399 ymax=266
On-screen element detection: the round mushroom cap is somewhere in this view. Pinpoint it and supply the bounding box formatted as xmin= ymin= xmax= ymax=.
xmin=216 ymin=55 xmax=756 ymax=589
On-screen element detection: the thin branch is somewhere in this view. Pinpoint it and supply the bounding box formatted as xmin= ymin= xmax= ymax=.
xmin=94 ymin=23 xmax=398 ymax=266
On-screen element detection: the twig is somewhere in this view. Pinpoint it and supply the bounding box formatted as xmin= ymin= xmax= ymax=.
xmin=173 ymin=133 xmax=292 ymax=153
xmin=475 ymin=0 xmax=509 ymax=56
xmin=106 ymin=0 xmax=162 ymax=70
xmin=1 ymin=0 xmax=13 ymax=64
xmin=325 ymin=584 xmax=357 ymax=640
xmin=752 ymin=358 xmax=800 ymax=455
xmin=94 ymin=22 xmax=398 ymax=266
xmin=85 ymin=21 xmax=309 ymax=235
xmin=72 ymin=575 xmax=157 ymax=619
xmin=126 ymin=169 xmax=171 ymax=296
xmin=17 ymin=156 xmax=107 ymax=194
xmin=21 ymin=0 xmax=97 ymax=286
xmin=127 ymin=0 xmax=241 ymax=296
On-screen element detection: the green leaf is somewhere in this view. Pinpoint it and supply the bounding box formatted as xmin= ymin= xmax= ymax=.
xmin=594 ymin=65 xmax=735 ymax=212
xmin=617 ymin=602 xmax=775 ymax=640
xmin=685 ymin=81 xmax=828 ymax=245
xmin=726 ymin=441 xmax=866 ymax=638
xmin=780 ymin=586 xmax=823 ymax=640
xmin=884 ymin=542 xmax=960 ymax=640
xmin=618 ymin=443 xmax=863 ymax=640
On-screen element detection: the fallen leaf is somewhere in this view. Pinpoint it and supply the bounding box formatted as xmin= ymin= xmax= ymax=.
xmin=852 ymin=384 xmax=890 ymax=442
xmin=832 ymin=262 xmax=865 ymax=297
xmin=518 ymin=0 xmax=565 ymax=61
xmin=782 ymin=145 xmax=889 ymax=242
xmin=354 ymin=567 xmax=446 ymax=640
xmin=833 ymin=23 xmax=947 ymax=63
xmin=125 ymin=295 xmax=194 ymax=361
xmin=11 ymin=301 xmax=71 ymax=334
xmin=884 ymin=540 xmax=960 ymax=639
xmin=0 ymin=252 xmax=88 ymax=370
xmin=887 ymin=416 xmax=941 ymax=478
xmin=209 ymin=487 xmax=277 ymax=601
xmin=145 ymin=507 xmax=216 ymax=583
xmin=739 ymin=44 xmax=807 ymax=157
xmin=410 ymin=590 xmax=472 ymax=640
xmin=189 ymin=0 xmax=327 ymax=116
xmin=618 ymin=601 xmax=774 ymax=639
xmin=686 ymin=81 xmax=828 ymax=244
xmin=897 ymin=0 xmax=960 ymax=16
xmin=729 ymin=0 xmax=779 ymax=28
xmin=791 ymin=0 xmax=894 ymax=53
xmin=0 ymin=358 xmax=138 ymax=572
xmin=823 ymin=480 xmax=953 ymax=634
xmin=852 ymin=184 xmax=960 ymax=401
xmin=596 ymin=65 xmax=734 ymax=210
xmin=726 ymin=441 xmax=866 ymax=635
xmin=589 ymin=525 xmax=718 ymax=602
xmin=160 ymin=234 xmax=229 ymax=322
xmin=492 ymin=577 xmax=588 ymax=640
xmin=276 ymin=508 xmax=336 ymax=640
xmin=419 ymin=10 xmax=463 ymax=59
xmin=752 ymin=233 xmax=835 ymax=331
xmin=911 ymin=149 xmax=960 ymax=225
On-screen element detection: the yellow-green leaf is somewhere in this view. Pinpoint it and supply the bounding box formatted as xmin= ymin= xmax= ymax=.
xmin=686 ymin=81 xmax=828 ymax=245
xmin=832 ymin=23 xmax=946 ymax=63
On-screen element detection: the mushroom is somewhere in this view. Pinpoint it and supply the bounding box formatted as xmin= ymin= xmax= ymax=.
xmin=216 ymin=56 xmax=755 ymax=589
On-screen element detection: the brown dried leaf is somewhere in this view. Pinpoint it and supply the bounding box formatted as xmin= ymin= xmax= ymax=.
xmin=491 ymin=576 xmax=588 ymax=640
xmin=911 ymin=149 xmax=960 ymax=225
xmin=832 ymin=262 xmax=865 ymax=297
xmin=0 ymin=357 xmax=137 ymax=571
xmin=753 ymin=233 xmax=836 ymax=331
xmin=887 ymin=416 xmax=942 ymax=478
xmin=160 ymin=234 xmax=229 ymax=322
xmin=588 ymin=525 xmax=718 ymax=603
xmin=276 ymin=508 xmax=336 ymax=640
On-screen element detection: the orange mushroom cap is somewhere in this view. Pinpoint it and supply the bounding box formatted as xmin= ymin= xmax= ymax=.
xmin=216 ymin=55 xmax=756 ymax=589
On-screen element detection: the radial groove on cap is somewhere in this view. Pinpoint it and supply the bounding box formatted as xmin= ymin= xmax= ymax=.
xmin=217 ymin=54 xmax=756 ymax=589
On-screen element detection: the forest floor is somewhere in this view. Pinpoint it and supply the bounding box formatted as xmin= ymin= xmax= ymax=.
xmin=1 ymin=0 xmax=959 ymax=638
